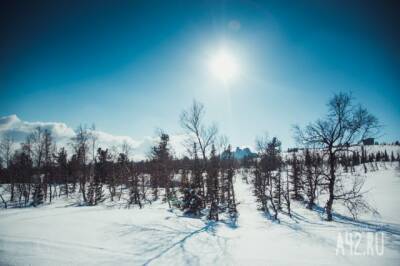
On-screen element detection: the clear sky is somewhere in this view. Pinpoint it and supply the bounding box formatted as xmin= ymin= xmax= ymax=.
xmin=1 ymin=0 xmax=399 ymax=149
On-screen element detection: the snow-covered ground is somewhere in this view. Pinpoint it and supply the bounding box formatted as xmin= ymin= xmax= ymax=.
xmin=1 ymin=165 xmax=400 ymax=265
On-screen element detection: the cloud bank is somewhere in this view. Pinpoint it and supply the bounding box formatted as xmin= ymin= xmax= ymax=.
xmin=0 ymin=115 xmax=186 ymax=160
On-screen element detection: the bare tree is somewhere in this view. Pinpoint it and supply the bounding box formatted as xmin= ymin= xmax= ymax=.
xmin=254 ymin=135 xmax=282 ymax=220
xmin=116 ymin=141 xmax=133 ymax=200
xmin=71 ymin=125 xmax=90 ymax=203
xmin=283 ymin=166 xmax=292 ymax=217
xmin=30 ymin=127 xmax=45 ymax=168
xmin=215 ymin=134 xmax=229 ymax=155
xmin=180 ymin=100 xmax=218 ymax=161
xmin=42 ymin=129 xmax=55 ymax=202
xmin=89 ymin=124 xmax=98 ymax=163
xmin=55 ymin=147 xmax=69 ymax=198
xmin=0 ymin=135 xmax=15 ymax=203
xmin=303 ymin=149 xmax=323 ymax=209
xmin=128 ymin=161 xmax=143 ymax=208
xmin=294 ymin=92 xmax=380 ymax=221
xmin=121 ymin=140 xmax=132 ymax=159
xmin=0 ymin=134 xmax=14 ymax=168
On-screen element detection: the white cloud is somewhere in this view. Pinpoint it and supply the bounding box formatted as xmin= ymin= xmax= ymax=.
xmin=0 ymin=114 xmax=75 ymax=143
xmin=0 ymin=115 xmax=187 ymax=160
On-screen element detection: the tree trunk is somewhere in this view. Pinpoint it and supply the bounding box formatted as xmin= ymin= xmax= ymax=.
xmin=81 ymin=181 xmax=87 ymax=203
xmin=0 ymin=193 xmax=7 ymax=208
xmin=10 ymin=182 xmax=14 ymax=202
xmin=326 ymin=151 xmax=336 ymax=221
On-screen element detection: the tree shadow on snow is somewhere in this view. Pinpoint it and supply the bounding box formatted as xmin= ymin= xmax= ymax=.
xmin=266 ymin=204 xmax=400 ymax=251
xmin=141 ymin=220 xmax=222 ymax=266
xmin=311 ymin=204 xmax=400 ymax=237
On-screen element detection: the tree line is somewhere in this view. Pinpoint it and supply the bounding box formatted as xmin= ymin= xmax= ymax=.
xmin=0 ymin=93 xmax=399 ymax=222
xmin=0 ymin=100 xmax=237 ymax=222
xmin=250 ymin=137 xmax=399 ymax=221
xmin=249 ymin=92 xmax=393 ymax=221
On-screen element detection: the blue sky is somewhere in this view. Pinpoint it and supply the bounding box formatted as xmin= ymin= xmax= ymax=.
xmin=1 ymin=0 xmax=399 ymax=149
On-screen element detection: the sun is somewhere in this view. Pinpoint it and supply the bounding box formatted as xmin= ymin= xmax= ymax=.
xmin=209 ymin=49 xmax=239 ymax=84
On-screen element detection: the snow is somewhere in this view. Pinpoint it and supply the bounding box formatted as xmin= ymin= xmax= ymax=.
xmin=1 ymin=165 xmax=400 ymax=265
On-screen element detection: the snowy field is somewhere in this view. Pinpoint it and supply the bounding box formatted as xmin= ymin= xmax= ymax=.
xmin=1 ymin=165 xmax=400 ymax=266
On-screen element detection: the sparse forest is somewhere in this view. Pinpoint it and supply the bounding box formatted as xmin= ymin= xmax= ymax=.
xmin=0 ymin=100 xmax=240 ymax=222
xmin=0 ymin=93 xmax=399 ymax=225
xmin=1 ymin=94 xmax=400 ymax=266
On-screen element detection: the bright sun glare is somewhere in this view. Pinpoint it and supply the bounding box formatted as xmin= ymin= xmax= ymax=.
xmin=209 ymin=49 xmax=239 ymax=84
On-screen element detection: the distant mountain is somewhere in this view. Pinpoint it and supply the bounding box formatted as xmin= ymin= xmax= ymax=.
xmin=232 ymin=147 xmax=257 ymax=160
